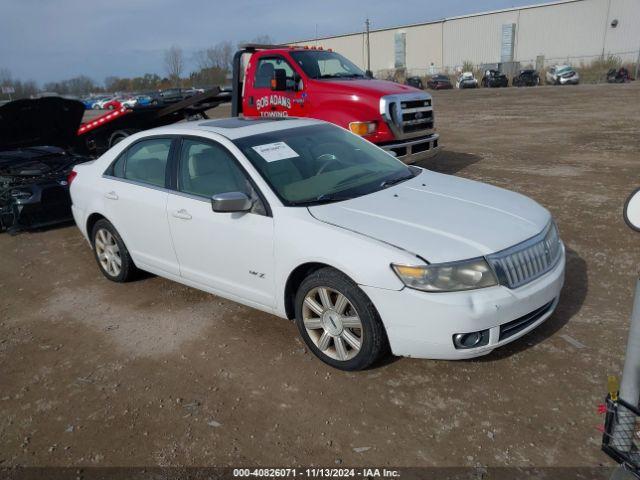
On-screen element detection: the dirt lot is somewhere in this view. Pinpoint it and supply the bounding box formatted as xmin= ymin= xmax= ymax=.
xmin=1 ymin=83 xmax=639 ymax=469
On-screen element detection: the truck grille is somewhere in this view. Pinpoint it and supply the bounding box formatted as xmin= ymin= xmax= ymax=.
xmin=487 ymin=222 xmax=562 ymax=289
xmin=380 ymin=94 xmax=434 ymax=140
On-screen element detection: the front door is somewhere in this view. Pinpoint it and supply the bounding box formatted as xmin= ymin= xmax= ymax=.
xmin=244 ymin=55 xmax=306 ymax=119
xmin=166 ymin=137 xmax=276 ymax=309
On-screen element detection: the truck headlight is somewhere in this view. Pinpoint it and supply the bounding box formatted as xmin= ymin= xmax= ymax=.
xmin=391 ymin=258 xmax=498 ymax=292
xmin=349 ymin=121 xmax=377 ymax=136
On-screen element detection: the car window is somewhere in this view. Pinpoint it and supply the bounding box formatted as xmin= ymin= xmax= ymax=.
xmin=178 ymin=138 xmax=266 ymax=215
xmin=254 ymin=57 xmax=295 ymax=89
xmin=233 ymin=124 xmax=415 ymax=206
xmin=122 ymin=138 xmax=172 ymax=187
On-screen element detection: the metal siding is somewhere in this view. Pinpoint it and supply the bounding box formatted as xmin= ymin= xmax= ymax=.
xmin=604 ymin=0 xmax=640 ymax=61
xmin=443 ymin=11 xmax=520 ymax=68
xmin=516 ymin=0 xmax=610 ymax=64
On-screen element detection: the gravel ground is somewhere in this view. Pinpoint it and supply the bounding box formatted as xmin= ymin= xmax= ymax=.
xmin=1 ymin=82 xmax=639 ymax=469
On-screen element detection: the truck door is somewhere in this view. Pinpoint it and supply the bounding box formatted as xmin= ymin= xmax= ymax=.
xmin=243 ymin=54 xmax=306 ymax=119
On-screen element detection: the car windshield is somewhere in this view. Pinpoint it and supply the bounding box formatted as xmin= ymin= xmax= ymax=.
xmin=557 ymin=66 xmax=572 ymax=74
xmin=290 ymin=50 xmax=366 ymax=79
xmin=233 ymin=124 xmax=416 ymax=205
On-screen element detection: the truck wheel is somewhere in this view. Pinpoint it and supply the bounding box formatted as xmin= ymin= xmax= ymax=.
xmin=91 ymin=219 xmax=137 ymax=282
xmin=294 ymin=267 xmax=388 ymax=371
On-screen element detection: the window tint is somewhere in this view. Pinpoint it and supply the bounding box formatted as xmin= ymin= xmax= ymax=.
xmin=121 ymin=138 xmax=172 ymax=187
xmin=254 ymin=57 xmax=295 ymax=88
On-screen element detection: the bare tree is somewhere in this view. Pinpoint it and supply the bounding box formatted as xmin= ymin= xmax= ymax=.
xmin=164 ymin=45 xmax=184 ymax=87
xmin=195 ymin=41 xmax=234 ymax=72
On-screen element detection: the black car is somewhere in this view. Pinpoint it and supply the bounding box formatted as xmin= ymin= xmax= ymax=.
xmin=607 ymin=67 xmax=634 ymax=83
xmin=405 ymin=76 xmax=424 ymax=89
xmin=481 ymin=70 xmax=509 ymax=87
xmin=159 ymin=88 xmax=198 ymax=104
xmin=512 ymin=69 xmax=541 ymax=87
xmin=426 ymin=74 xmax=453 ymax=90
xmin=0 ymin=97 xmax=90 ymax=233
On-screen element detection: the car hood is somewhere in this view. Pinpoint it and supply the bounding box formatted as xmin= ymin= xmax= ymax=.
xmin=0 ymin=97 xmax=85 ymax=150
xmin=308 ymin=170 xmax=551 ymax=263
xmin=313 ymin=78 xmax=423 ymax=97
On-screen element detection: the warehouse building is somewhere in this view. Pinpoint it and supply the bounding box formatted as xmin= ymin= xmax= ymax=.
xmin=292 ymin=0 xmax=640 ymax=77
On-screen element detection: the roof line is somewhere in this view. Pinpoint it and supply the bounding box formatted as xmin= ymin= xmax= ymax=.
xmin=290 ymin=0 xmax=585 ymax=43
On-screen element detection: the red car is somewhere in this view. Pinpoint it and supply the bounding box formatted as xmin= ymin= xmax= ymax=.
xmin=102 ymin=98 xmax=123 ymax=110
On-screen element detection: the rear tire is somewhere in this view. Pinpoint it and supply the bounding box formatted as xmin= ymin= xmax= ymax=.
xmin=91 ymin=219 xmax=137 ymax=282
xmin=294 ymin=267 xmax=388 ymax=371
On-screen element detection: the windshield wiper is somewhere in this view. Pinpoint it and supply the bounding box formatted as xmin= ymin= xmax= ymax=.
xmin=289 ymin=192 xmax=354 ymax=207
xmin=380 ymin=174 xmax=414 ymax=189
xmin=319 ymin=73 xmax=365 ymax=79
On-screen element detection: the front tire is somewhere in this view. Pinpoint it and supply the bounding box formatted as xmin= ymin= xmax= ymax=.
xmin=294 ymin=267 xmax=388 ymax=371
xmin=91 ymin=219 xmax=137 ymax=282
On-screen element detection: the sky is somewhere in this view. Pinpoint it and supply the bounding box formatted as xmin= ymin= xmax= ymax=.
xmin=0 ymin=0 xmax=550 ymax=84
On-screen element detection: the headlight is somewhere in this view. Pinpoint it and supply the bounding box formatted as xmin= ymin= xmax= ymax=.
xmin=348 ymin=121 xmax=377 ymax=136
xmin=392 ymin=258 xmax=498 ymax=292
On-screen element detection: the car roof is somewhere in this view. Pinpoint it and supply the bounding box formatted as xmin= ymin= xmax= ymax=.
xmin=145 ymin=117 xmax=326 ymax=140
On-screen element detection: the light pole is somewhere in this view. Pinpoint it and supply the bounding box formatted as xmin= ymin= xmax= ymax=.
xmin=365 ymin=18 xmax=371 ymax=77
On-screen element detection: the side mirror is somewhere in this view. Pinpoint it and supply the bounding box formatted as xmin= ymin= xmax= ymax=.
xmin=365 ymin=70 xmax=374 ymax=79
xmin=211 ymin=192 xmax=253 ymax=213
xmin=624 ymin=188 xmax=640 ymax=232
xmin=271 ymin=69 xmax=287 ymax=91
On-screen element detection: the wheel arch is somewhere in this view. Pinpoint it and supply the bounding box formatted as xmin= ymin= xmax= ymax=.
xmin=86 ymin=212 xmax=107 ymax=241
xmin=284 ymin=262 xmax=362 ymax=320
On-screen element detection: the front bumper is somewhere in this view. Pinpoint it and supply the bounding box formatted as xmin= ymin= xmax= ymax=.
xmin=380 ymin=133 xmax=440 ymax=164
xmin=560 ymin=76 xmax=579 ymax=85
xmin=362 ymin=245 xmax=565 ymax=359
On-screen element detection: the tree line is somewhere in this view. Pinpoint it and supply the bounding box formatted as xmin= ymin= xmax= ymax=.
xmin=0 ymin=35 xmax=273 ymax=100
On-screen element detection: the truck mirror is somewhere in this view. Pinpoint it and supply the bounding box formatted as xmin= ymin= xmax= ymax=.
xmin=271 ymin=69 xmax=287 ymax=91
xmin=624 ymin=188 xmax=640 ymax=232
xmin=365 ymin=70 xmax=374 ymax=79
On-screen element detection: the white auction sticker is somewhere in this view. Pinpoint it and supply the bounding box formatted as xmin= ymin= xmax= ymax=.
xmin=252 ymin=142 xmax=299 ymax=162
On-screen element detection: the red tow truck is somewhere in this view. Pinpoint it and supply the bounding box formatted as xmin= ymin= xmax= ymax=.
xmin=232 ymin=44 xmax=440 ymax=164
xmin=77 ymin=44 xmax=440 ymax=164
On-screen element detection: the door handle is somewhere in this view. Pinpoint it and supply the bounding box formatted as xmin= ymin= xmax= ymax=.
xmin=104 ymin=191 xmax=118 ymax=200
xmin=172 ymin=209 xmax=192 ymax=220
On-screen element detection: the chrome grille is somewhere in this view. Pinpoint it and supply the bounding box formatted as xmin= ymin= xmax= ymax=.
xmin=380 ymin=94 xmax=435 ymax=140
xmin=487 ymin=222 xmax=562 ymax=289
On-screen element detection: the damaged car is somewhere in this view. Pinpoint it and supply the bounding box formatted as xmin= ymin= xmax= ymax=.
xmin=481 ymin=69 xmax=509 ymax=88
xmin=0 ymin=88 xmax=230 ymax=233
xmin=0 ymin=97 xmax=90 ymax=233
xmin=456 ymin=72 xmax=478 ymax=89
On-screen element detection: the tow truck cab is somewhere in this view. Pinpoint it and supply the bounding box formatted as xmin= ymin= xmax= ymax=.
xmin=232 ymin=44 xmax=440 ymax=164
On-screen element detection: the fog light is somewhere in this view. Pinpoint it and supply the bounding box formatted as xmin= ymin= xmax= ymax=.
xmin=452 ymin=329 xmax=490 ymax=349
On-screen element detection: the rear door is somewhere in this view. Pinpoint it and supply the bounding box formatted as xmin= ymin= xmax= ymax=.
xmin=101 ymin=137 xmax=180 ymax=276
xmin=166 ymin=136 xmax=276 ymax=309
xmin=243 ymin=54 xmax=305 ymax=118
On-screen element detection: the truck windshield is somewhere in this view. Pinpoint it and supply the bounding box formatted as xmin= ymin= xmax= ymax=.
xmin=233 ymin=123 xmax=416 ymax=206
xmin=290 ymin=50 xmax=366 ymax=79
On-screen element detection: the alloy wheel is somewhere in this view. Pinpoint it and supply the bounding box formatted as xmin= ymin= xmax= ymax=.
xmin=95 ymin=228 xmax=122 ymax=277
xmin=302 ymin=287 xmax=363 ymax=361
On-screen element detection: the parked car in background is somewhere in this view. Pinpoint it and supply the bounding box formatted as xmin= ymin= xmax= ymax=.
xmin=456 ymin=72 xmax=478 ymax=89
xmin=546 ymin=65 xmax=579 ymax=85
xmin=512 ymin=69 xmax=541 ymax=87
xmin=426 ymin=74 xmax=453 ymax=90
xmin=135 ymin=95 xmax=153 ymax=106
xmin=607 ymin=67 xmax=634 ymax=83
xmin=94 ymin=97 xmax=115 ymax=109
xmin=69 ymin=117 xmax=565 ymax=370
xmin=405 ymin=76 xmax=424 ymax=89
xmin=103 ymin=98 xmax=123 ymax=110
xmin=481 ymin=70 xmax=509 ymax=87
xmin=120 ymin=97 xmax=137 ymax=108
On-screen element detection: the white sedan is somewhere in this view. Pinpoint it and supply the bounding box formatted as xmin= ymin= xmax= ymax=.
xmin=69 ymin=118 xmax=565 ymax=370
